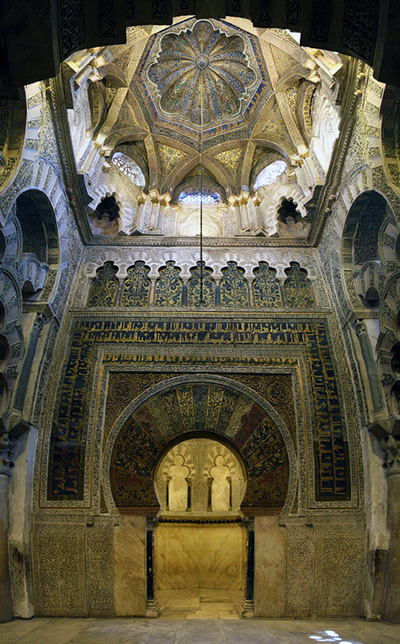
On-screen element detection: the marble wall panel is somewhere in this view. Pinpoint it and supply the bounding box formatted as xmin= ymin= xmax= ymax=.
xmin=155 ymin=524 xmax=245 ymax=590
xmin=32 ymin=521 xmax=87 ymax=616
xmin=314 ymin=525 xmax=366 ymax=616
xmin=286 ymin=525 xmax=315 ymax=617
xmin=199 ymin=525 xmax=245 ymax=590
xmin=86 ymin=519 xmax=114 ymax=616
xmin=0 ymin=475 xmax=13 ymax=621
xmin=114 ymin=516 xmax=146 ymax=616
xmin=254 ymin=517 xmax=286 ymax=617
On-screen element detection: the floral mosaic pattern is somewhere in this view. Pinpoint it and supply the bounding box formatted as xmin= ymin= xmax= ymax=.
xmin=147 ymin=20 xmax=257 ymax=126
xmin=120 ymin=262 xmax=151 ymax=307
xmin=284 ymin=262 xmax=315 ymax=308
xmin=154 ymin=261 xmax=183 ymax=307
xmin=87 ymin=263 xmax=119 ymax=307
xmin=220 ymin=261 xmax=249 ymax=307
xmin=187 ymin=262 xmax=215 ymax=307
xmin=253 ymin=262 xmax=283 ymax=308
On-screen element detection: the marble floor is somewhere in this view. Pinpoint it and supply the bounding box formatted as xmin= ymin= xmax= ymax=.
xmin=157 ymin=588 xmax=242 ymax=618
xmin=0 ymin=615 xmax=400 ymax=644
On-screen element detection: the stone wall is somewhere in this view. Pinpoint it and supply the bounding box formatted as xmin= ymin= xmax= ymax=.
xmin=29 ymin=512 xmax=366 ymax=618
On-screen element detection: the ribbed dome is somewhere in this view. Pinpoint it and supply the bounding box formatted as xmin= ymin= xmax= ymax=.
xmin=147 ymin=20 xmax=257 ymax=126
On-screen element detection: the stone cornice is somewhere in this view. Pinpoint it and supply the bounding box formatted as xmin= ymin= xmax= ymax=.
xmin=86 ymin=235 xmax=313 ymax=248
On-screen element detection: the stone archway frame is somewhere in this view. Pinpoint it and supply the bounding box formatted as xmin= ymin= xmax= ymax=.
xmin=38 ymin=310 xmax=358 ymax=511
xmin=101 ymin=374 xmax=298 ymax=517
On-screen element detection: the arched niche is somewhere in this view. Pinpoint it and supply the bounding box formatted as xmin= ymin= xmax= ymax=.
xmin=14 ymin=189 xmax=60 ymax=303
xmin=16 ymin=190 xmax=59 ymax=266
xmin=341 ymin=190 xmax=390 ymax=312
xmin=154 ymin=436 xmax=247 ymax=516
xmin=103 ymin=375 xmax=296 ymax=517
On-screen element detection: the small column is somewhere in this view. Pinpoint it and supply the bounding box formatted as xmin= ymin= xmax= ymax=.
xmin=145 ymin=516 xmax=159 ymax=617
xmin=248 ymin=277 xmax=255 ymax=307
xmin=383 ymin=439 xmax=400 ymax=622
xmin=241 ymin=516 xmax=255 ymax=617
xmin=214 ymin=277 xmax=221 ymax=307
xmin=353 ymin=318 xmax=385 ymax=413
xmin=228 ymin=195 xmax=242 ymax=231
xmin=253 ymin=193 xmax=267 ymax=235
xmin=130 ymin=191 xmax=147 ymax=234
xmin=181 ymin=277 xmax=189 ymax=306
xmin=156 ymin=194 xmax=170 ymax=232
xmin=13 ymin=311 xmax=50 ymax=413
xmin=240 ymin=191 xmax=251 ymax=232
xmin=147 ymin=191 xmax=159 ymax=231
xmin=0 ymin=433 xmax=13 ymax=621
xmin=149 ymin=277 xmax=157 ymax=306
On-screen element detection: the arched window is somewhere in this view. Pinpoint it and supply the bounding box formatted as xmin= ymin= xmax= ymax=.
xmin=254 ymin=160 xmax=287 ymax=189
xmin=179 ymin=188 xmax=220 ymax=203
xmin=112 ymin=152 xmax=146 ymax=187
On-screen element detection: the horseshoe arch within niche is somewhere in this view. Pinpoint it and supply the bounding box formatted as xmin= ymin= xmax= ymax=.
xmin=102 ymin=374 xmax=297 ymax=517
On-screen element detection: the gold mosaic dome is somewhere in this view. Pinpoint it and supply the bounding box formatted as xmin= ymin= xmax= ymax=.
xmin=136 ymin=17 xmax=270 ymax=140
xmin=147 ymin=20 xmax=257 ymax=126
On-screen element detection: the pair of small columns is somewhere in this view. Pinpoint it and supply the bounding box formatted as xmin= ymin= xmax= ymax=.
xmin=228 ymin=191 xmax=264 ymax=234
xmin=131 ymin=190 xmax=170 ymax=234
xmin=144 ymin=515 xmax=255 ymax=618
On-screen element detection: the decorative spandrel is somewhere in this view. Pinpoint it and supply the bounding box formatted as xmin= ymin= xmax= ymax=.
xmin=253 ymin=262 xmax=283 ymax=308
xmin=87 ymin=262 xmax=119 ymax=307
xmin=220 ymin=262 xmax=249 ymax=307
xmin=120 ymin=262 xmax=151 ymax=307
xmin=154 ymin=261 xmax=183 ymax=307
xmin=187 ymin=262 xmax=215 ymax=307
xmin=284 ymin=262 xmax=315 ymax=308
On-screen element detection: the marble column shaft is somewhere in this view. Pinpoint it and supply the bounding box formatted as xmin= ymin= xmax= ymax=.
xmin=354 ymin=319 xmax=384 ymax=412
xmin=245 ymin=519 xmax=255 ymax=602
xmin=0 ymin=473 xmax=13 ymax=622
xmin=384 ymin=469 xmax=400 ymax=622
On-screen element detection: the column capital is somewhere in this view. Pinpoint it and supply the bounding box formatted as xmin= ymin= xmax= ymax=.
xmin=242 ymin=515 xmax=255 ymax=530
xmin=146 ymin=516 xmax=159 ymax=530
xmin=381 ymin=436 xmax=400 ymax=475
xmin=352 ymin=318 xmax=368 ymax=338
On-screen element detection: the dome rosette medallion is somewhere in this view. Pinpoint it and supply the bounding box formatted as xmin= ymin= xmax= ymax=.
xmin=134 ymin=18 xmax=271 ymax=140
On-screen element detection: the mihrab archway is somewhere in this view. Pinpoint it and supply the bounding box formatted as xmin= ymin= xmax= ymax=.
xmin=103 ymin=374 xmax=296 ymax=516
xmin=102 ymin=374 xmax=296 ymax=616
